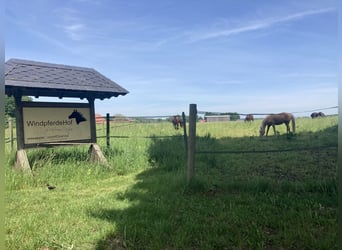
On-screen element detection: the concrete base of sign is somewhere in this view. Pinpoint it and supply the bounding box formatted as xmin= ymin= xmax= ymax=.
xmin=89 ymin=143 xmax=109 ymax=166
xmin=15 ymin=149 xmax=32 ymax=172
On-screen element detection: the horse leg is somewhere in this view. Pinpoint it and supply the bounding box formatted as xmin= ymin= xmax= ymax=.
xmin=173 ymin=121 xmax=177 ymax=129
xmin=266 ymin=125 xmax=270 ymax=136
xmin=272 ymin=125 xmax=276 ymax=135
xmin=285 ymin=123 xmax=290 ymax=134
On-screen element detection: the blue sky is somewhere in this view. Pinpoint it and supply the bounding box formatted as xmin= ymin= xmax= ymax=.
xmin=5 ymin=0 xmax=338 ymax=117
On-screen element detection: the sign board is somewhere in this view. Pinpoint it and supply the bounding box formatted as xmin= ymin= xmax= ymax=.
xmin=22 ymin=102 xmax=92 ymax=147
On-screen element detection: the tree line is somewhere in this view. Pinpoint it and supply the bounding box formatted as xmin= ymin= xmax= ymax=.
xmin=5 ymin=96 xmax=32 ymax=118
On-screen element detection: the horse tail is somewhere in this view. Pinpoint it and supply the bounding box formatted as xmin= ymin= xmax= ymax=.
xmin=259 ymin=119 xmax=266 ymax=136
xmin=291 ymin=114 xmax=296 ymax=133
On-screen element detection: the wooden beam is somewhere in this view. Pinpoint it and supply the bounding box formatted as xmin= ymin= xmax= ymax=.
xmin=14 ymin=94 xmax=24 ymax=151
xmin=87 ymin=97 xmax=97 ymax=143
xmin=13 ymin=94 xmax=32 ymax=171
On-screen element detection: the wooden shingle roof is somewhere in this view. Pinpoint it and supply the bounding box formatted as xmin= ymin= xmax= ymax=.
xmin=5 ymin=58 xmax=129 ymax=99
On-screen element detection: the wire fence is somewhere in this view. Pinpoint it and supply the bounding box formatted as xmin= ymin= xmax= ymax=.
xmin=96 ymin=135 xmax=183 ymax=139
xmin=4 ymin=103 xmax=338 ymax=185
xmin=195 ymin=106 xmax=338 ymax=155
xmin=196 ymin=145 xmax=337 ymax=155
xmin=197 ymin=106 xmax=338 ymax=117
xmin=4 ymin=106 xmax=338 ymax=156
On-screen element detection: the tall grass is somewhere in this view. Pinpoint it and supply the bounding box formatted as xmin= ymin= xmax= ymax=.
xmin=5 ymin=116 xmax=337 ymax=249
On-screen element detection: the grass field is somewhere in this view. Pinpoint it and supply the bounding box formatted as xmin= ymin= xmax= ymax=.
xmin=5 ymin=116 xmax=338 ymax=249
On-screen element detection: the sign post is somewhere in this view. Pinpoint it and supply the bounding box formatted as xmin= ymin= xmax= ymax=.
xmin=14 ymin=95 xmax=31 ymax=171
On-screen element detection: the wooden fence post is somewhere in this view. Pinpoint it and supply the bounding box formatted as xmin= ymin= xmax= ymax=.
xmin=106 ymin=113 xmax=110 ymax=148
xmin=187 ymin=104 xmax=197 ymax=184
xmin=182 ymin=112 xmax=188 ymax=157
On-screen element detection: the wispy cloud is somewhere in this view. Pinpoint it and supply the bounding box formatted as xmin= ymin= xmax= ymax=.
xmin=53 ymin=7 xmax=87 ymax=41
xmin=5 ymin=11 xmax=75 ymax=54
xmin=63 ymin=23 xmax=86 ymax=41
xmin=187 ymin=8 xmax=335 ymax=42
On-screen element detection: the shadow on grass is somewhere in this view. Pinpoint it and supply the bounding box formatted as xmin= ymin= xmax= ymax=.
xmin=90 ymin=125 xmax=337 ymax=249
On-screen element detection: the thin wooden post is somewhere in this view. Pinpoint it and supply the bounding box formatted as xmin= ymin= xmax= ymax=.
xmin=9 ymin=117 xmax=14 ymax=152
xmin=106 ymin=113 xmax=110 ymax=148
xmin=182 ymin=112 xmax=188 ymax=157
xmin=187 ymin=104 xmax=197 ymax=184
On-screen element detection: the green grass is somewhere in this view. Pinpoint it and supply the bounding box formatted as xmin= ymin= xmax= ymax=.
xmin=5 ymin=116 xmax=337 ymax=249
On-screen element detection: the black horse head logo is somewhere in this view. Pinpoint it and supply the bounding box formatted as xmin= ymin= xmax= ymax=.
xmin=68 ymin=109 xmax=87 ymax=124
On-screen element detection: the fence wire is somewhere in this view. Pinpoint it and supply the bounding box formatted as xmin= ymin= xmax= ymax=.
xmin=5 ymin=106 xmax=338 ymax=151
xmin=197 ymin=106 xmax=338 ymax=116
xmin=196 ymin=145 xmax=337 ymax=155
xmin=97 ymin=135 xmax=183 ymax=139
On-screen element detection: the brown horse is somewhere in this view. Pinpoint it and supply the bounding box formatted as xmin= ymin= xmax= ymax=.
xmin=171 ymin=115 xmax=183 ymax=130
xmin=244 ymin=114 xmax=254 ymax=122
xmin=259 ymin=112 xmax=295 ymax=136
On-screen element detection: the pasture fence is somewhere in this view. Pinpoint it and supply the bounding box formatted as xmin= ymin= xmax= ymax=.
xmin=196 ymin=145 xmax=337 ymax=155
xmin=186 ymin=104 xmax=338 ymax=183
xmin=5 ymin=105 xmax=338 ymax=183
xmin=198 ymin=106 xmax=338 ymax=117
xmin=5 ymin=105 xmax=337 ymax=147
xmin=99 ymin=112 xmax=189 ymax=156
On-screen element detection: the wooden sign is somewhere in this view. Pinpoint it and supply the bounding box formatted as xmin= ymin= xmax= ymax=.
xmin=21 ymin=102 xmax=92 ymax=147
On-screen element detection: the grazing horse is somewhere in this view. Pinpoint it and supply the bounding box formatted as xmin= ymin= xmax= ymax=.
xmin=259 ymin=112 xmax=295 ymax=136
xmin=171 ymin=115 xmax=183 ymax=130
xmin=311 ymin=112 xmax=325 ymax=118
xmin=244 ymin=114 xmax=254 ymax=122
xmin=68 ymin=109 xmax=87 ymax=124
